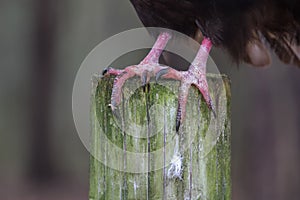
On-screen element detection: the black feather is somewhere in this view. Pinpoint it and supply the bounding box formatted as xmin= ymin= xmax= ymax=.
xmin=130 ymin=0 xmax=300 ymax=67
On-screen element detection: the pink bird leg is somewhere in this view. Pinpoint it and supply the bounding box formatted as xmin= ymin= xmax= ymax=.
xmin=103 ymin=32 xmax=171 ymax=110
xmin=157 ymin=38 xmax=215 ymax=131
xmin=103 ymin=32 xmax=215 ymax=131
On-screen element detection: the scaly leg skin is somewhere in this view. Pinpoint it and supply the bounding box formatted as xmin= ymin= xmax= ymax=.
xmin=103 ymin=32 xmax=215 ymax=132
xmin=102 ymin=32 xmax=171 ymax=110
xmin=158 ymin=38 xmax=216 ymax=131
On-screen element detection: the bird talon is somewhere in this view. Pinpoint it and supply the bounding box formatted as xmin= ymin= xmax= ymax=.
xmin=176 ymin=119 xmax=181 ymax=133
xmin=141 ymin=70 xmax=149 ymax=86
xmin=142 ymin=83 xmax=150 ymax=93
xmin=108 ymin=103 xmax=117 ymax=111
xmin=102 ymin=67 xmax=111 ymax=76
xmin=155 ymin=67 xmax=169 ymax=81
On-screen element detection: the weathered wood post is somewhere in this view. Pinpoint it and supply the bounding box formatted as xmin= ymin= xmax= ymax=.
xmin=89 ymin=74 xmax=231 ymax=200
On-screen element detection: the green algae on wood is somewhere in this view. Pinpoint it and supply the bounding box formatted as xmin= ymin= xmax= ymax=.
xmin=89 ymin=74 xmax=231 ymax=200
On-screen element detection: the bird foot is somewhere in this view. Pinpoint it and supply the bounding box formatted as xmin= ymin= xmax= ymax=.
xmin=157 ymin=62 xmax=216 ymax=132
xmin=102 ymin=32 xmax=215 ymax=132
xmin=102 ymin=63 xmax=170 ymax=110
xmin=102 ymin=32 xmax=172 ymax=110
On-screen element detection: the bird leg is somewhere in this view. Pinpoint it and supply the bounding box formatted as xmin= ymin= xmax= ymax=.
xmin=103 ymin=32 xmax=215 ymax=132
xmin=102 ymin=32 xmax=172 ymax=110
xmin=156 ymin=38 xmax=216 ymax=131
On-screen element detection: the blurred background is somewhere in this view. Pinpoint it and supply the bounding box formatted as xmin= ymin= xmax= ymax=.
xmin=0 ymin=0 xmax=299 ymax=199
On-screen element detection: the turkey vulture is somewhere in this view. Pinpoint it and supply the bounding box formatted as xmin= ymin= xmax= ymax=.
xmin=103 ymin=0 xmax=300 ymax=131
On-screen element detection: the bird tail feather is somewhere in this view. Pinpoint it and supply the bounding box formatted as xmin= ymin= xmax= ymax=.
xmin=263 ymin=31 xmax=300 ymax=67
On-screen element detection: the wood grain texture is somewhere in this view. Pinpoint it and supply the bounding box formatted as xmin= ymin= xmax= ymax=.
xmin=89 ymin=74 xmax=231 ymax=199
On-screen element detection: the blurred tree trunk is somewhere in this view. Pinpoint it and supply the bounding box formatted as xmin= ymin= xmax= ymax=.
xmin=27 ymin=0 xmax=58 ymax=183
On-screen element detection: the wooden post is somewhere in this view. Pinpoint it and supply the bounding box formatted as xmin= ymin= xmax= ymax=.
xmin=89 ymin=74 xmax=231 ymax=200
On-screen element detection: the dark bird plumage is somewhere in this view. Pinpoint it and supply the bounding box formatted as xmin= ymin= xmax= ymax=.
xmin=130 ymin=0 xmax=300 ymax=67
xmin=103 ymin=0 xmax=300 ymax=131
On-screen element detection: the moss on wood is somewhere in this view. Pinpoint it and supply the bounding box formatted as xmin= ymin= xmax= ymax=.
xmin=89 ymin=74 xmax=231 ymax=200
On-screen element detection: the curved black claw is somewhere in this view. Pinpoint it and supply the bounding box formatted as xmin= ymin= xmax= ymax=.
xmin=141 ymin=70 xmax=149 ymax=86
xmin=141 ymin=70 xmax=151 ymax=92
xmin=176 ymin=119 xmax=181 ymax=133
xmin=102 ymin=67 xmax=111 ymax=76
xmin=175 ymin=94 xmax=185 ymax=133
xmin=142 ymin=83 xmax=150 ymax=93
xmin=155 ymin=67 xmax=169 ymax=82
